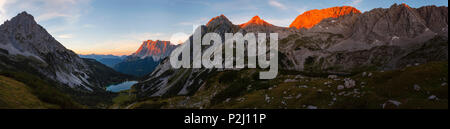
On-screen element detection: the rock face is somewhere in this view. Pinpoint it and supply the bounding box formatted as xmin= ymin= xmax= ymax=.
xmin=280 ymin=4 xmax=448 ymax=72
xmin=0 ymin=12 xmax=129 ymax=91
xmin=135 ymin=4 xmax=448 ymax=98
xmin=416 ymin=5 xmax=448 ymax=36
xmin=240 ymin=16 xmax=273 ymax=28
xmin=113 ymin=40 xmax=177 ymax=77
xmin=350 ymin=4 xmax=430 ymax=45
xmin=290 ymin=6 xmax=361 ymax=29
xmin=130 ymin=40 xmax=177 ymax=61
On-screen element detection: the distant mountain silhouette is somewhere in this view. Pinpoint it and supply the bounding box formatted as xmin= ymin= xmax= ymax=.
xmin=79 ymin=54 xmax=126 ymax=68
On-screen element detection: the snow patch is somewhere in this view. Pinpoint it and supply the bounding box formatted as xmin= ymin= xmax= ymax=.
xmin=391 ymin=36 xmax=400 ymax=40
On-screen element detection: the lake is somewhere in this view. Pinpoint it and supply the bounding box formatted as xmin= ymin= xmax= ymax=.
xmin=106 ymin=81 xmax=138 ymax=92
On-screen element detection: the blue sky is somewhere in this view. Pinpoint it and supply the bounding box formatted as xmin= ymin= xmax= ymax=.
xmin=0 ymin=0 xmax=448 ymax=55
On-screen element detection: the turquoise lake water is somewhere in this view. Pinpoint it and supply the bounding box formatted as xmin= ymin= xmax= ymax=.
xmin=106 ymin=81 xmax=138 ymax=92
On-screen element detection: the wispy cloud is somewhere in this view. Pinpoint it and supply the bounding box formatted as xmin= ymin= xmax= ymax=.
xmin=268 ymin=0 xmax=288 ymax=10
xmin=125 ymin=32 xmax=168 ymax=41
xmin=74 ymin=32 xmax=161 ymax=56
xmin=227 ymin=15 xmax=252 ymax=25
xmin=74 ymin=39 xmax=142 ymax=56
xmin=0 ymin=0 xmax=91 ymax=25
xmin=57 ymin=34 xmax=74 ymax=39
xmin=199 ymin=0 xmax=259 ymax=12
xmin=127 ymin=32 xmax=189 ymax=45
xmin=0 ymin=0 xmax=16 ymax=23
xmin=75 ymin=32 xmax=189 ymax=55
xmin=163 ymin=32 xmax=189 ymax=45
xmin=267 ymin=0 xmax=308 ymax=15
xmin=349 ymin=0 xmax=363 ymax=6
xmin=266 ymin=18 xmax=292 ymax=27
xmin=36 ymin=12 xmax=78 ymax=22
xmin=178 ymin=17 xmax=209 ymax=26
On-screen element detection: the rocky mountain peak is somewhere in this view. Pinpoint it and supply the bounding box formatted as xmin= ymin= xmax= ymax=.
xmin=394 ymin=3 xmax=412 ymax=9
xmin=131 ymin=40 xmax=177 ymax=61
xmin=3 ymin=11 xmax=38 ymax=29
xmin=239 ymin=15 xmax=273 ymax=28
xmin=204 ymin=15 xmax=238 ymax=36
xmin=402 ymin=3 xmax=411 ymax=8
xmin=17 ymin=11 xmax=34 ymax=18
xmin=206 ymin=14 xmax=233 ymax=27
xmin=387 ymin=3 xmax=418 ymax=15
xmin=290 ymin=6 xmax=361 ymax=29
xmin=11 ymin=11 xmax=35 ymax=22
xmin=0 ymin=11 xmax=66 ymax=54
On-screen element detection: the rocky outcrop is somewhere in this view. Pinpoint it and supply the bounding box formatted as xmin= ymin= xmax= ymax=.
xmin=290 ymin=6 xmax=361 ymax=29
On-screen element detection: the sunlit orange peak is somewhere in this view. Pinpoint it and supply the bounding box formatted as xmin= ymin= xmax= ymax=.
xmin=239 ymin=15 xmax=273 ymax=28
xmin=134 ymin=40 xmax=171 ymax=56
xmin=401 ymin=3 xmax=412 ymax=9
xmin=289 ymin=6 xmax=361 ymax=29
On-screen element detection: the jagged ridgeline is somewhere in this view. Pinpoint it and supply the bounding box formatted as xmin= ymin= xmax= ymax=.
xmin=113 ymin=40 xmax=178 ymax=77
xmin=128 ymin=4 xmax=447 ymax=109
xmin=0 ymin=12 xmax=132 ymax=108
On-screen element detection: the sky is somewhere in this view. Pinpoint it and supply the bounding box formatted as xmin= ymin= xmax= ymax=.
xmin=0 ymin=0 xmax=448 ymax=55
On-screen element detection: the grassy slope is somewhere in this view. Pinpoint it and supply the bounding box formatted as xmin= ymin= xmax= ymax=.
xmin=123 ymin=61 xmax=448 ymax=109
xmin=109 ymin=89 xmax=137 ymax=109
xmin=0 ymin=71 xmax=85 ymax=109
xmin=0 ymin=76 xmax=58 ymax=109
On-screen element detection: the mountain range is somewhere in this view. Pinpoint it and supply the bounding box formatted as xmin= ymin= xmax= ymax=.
xmin=79 ymin=54 xmax=127 ymax=67
xmin=0 ymin=4 xmax=447 ymax=109
xmin=80 ymin=40 xmax=177 ymax=77
xmin=128 ymin=4 xmax=448 ymax=109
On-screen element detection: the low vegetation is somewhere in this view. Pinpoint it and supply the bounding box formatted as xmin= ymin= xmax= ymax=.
xmin=118 ymin=61 xmax=448 ymax=109
xmin=0 ymin=71 xmax=84 ymax=109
